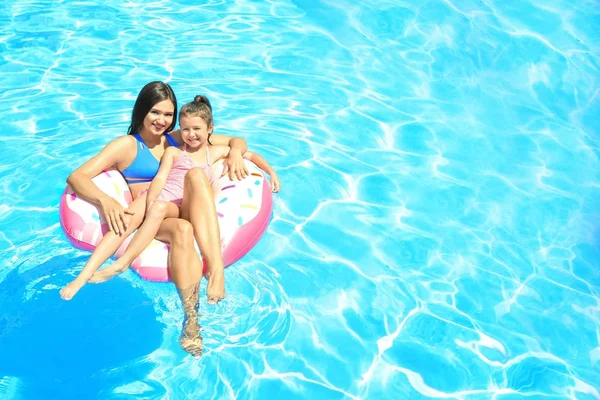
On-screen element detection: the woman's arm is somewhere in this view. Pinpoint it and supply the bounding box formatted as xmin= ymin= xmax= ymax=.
xmin=211 ymin=146 xmax=280 ymax=192
xmin=211 ymin=134 xmax=248 ymax=181
xmin=210 ymin=134 xmax=247 ymax=153
xmin=145 ymin=147 xmax=178 ymax=210
xmin=67 ymin=136 xmax=132 ymax=204
xmin=67 ymin=136 xmax=135 ymax=234
xmin=243 ymin=151 xmax=280 ymax=192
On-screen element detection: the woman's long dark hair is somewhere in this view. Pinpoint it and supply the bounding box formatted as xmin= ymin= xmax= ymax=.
xmin=127 ymin=81 xmax=177 ymax=135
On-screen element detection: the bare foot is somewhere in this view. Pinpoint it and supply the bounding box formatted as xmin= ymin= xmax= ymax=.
xmin=60 ymin=278 xmax=86 ymax=300
xmin=178 ymin=283 xmax=203 ymax=357
xmin=180 ymin=317 xmax=203 ymax=357
xmin=89 ymin=262 xmax=128 ymax=283
xmin=206 ymin=267 xmax=225 ymax=304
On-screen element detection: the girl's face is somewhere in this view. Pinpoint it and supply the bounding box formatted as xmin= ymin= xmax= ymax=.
xmin=142 ymin=99 xmax=175 ymax=136
xmin=180 ymin=115 xmax=212 ymax=148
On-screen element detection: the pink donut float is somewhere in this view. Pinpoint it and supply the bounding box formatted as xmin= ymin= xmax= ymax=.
xmin=59 ymin=160 xmax=273 ymax=282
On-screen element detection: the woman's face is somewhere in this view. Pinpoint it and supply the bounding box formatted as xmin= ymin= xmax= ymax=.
xmin=180 ymin=115 xmax=212 ymax=148
xmin=142 ymin=99 xmax=175 ymax=136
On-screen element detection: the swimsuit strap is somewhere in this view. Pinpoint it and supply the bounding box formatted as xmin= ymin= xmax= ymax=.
xmin=164 ymin=132 xmax=179 ymax=146
xmin=180 ymin=144 xmax=211 ymax=168
xmin=133 ymin=133 xmax=146 ymax=148
xmin=134 ymin=132 xmax=177 ymax=149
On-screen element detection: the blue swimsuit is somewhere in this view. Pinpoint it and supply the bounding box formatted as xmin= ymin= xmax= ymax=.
xmin=121 ymin=133 xmax=179 ymax=184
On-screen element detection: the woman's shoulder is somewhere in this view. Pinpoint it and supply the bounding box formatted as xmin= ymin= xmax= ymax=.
xmin=102 ymin=135 xmax=138 ymax=153
xmin=85 ymin=135 xmax=138 ymax=171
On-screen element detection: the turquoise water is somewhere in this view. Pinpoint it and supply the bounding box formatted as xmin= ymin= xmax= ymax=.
xmin=1 ymin=0 xmax=600 ymax=398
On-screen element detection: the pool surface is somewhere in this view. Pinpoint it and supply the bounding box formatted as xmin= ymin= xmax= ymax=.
xmin=1 ymin=0 xmax=599 ymax=398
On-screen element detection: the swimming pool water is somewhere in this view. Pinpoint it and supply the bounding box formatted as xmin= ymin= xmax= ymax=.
xmin=1 ymin=0 xmax=599 ymax=398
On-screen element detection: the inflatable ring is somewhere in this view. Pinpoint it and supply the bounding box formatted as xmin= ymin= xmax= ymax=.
xmin=59 ymin=160 xmax=273 ymax=282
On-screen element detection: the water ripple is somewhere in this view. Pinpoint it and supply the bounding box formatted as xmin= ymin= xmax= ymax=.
xmin=1 ymin=0 xmax=599 ymax=398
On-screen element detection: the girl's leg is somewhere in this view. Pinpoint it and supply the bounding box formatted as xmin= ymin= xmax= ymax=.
xmin=60 ymin=193 xmax=147 ymax=300
xmin=180 ymin=167 xmax=225 ymax=304
xmin=155 ymin=218 xmax=204 ymax=357
xmin=89 ymin=200 xmax=180 ymax=283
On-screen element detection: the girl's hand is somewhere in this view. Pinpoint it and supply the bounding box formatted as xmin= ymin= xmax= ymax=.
xmin=222 ymin=149 xmax=249 ymax=181
xmin=99 ymin=196 xmax=128 ymax=235
xmin=270 ymin=173 xmax=281 ymax=193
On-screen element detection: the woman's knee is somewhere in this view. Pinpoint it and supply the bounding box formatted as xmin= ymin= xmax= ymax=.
xmin=185 ymin=168 xmax=210 ymax=191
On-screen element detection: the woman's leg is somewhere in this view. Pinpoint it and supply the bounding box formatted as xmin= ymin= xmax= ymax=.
xmin=180 ymin=167 xmax=225 ymax=304
xmin=60 ymin=193 xmax=147 ymax=300
xmin=156 ymin=218 xmax=204 ymax=357
xmin=89 ymin=200 xmax=180 ymax=283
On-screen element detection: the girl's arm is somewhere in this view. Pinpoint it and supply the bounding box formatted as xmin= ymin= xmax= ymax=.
xmin=67 ymin=136 xmax=136 ymax=235
xmin=145 ymin=147 xmax=179 ymax=210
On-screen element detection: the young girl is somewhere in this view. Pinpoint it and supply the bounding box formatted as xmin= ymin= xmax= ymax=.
xmin=89 ymin=95 xmax=280 ymax=285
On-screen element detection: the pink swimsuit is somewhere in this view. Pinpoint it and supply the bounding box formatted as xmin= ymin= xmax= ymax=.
xmin=156 ymin=145 xmax=211 ymax=207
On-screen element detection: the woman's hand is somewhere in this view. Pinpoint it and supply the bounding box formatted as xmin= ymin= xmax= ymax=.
xmin=99 ymin=196 xmax=128 ymax=235
xmin=270 ymin=173 xmax=281 ymax=193
xmin=221 ymin=149 xmax=249 ymax=181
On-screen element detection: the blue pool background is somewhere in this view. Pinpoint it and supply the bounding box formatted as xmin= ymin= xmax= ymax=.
xmin=1 ymin=0 xmax=600 ymax=398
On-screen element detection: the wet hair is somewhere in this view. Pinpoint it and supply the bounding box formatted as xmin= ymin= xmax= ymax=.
xmin=127 ymin=81 xmax=177 ymax=135
xmin=179 ymin=95 xmax=214 ymax=144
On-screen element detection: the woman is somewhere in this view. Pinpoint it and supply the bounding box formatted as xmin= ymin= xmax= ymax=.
xmin=63 ymin=81 xmax=248 ymax=355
